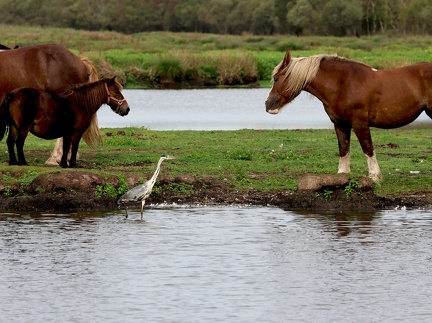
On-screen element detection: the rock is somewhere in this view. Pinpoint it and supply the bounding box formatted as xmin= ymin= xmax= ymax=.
xmin=29 ymin=171 xmax=110 ymax=194
xmin=297 ymin=174 xmax=350 ymax=191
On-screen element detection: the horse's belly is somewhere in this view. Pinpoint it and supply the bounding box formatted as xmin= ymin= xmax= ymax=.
xmin=370 ymin=106 xmax=422 ymax=128
xmin=31 ymin=121 xmax=66 ymax=139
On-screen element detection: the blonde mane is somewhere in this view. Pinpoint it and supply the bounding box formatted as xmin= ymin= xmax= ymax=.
xmin=273 ymin=54 xmax=364 ymax=97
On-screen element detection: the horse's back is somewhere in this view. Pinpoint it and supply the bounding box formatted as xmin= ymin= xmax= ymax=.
xmin=0 ymin=44 xmax=88 ymax=94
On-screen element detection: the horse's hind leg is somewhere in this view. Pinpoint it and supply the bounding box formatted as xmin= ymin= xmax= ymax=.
xmin=45 ymin=138 xmax=79 ymax=166
xmin=60 ymin=136 xmax=71 ymax=168
xmin=352 ymin=124 xmax=382 ymax=182
xmin=45 ymin=138 xmax=64 ymax=166
xmin=68 ymin=137 xmax=82 ymax=168
xmin=334 ymin=124 xmax=352 ymax=174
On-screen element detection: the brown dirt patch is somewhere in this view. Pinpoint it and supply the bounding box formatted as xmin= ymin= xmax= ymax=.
xmin=0 ymin=171 xmax=432 ymax=212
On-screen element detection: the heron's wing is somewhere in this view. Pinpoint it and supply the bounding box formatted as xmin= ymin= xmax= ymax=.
xmin=118 ymin=182 xmax=152 ymax=203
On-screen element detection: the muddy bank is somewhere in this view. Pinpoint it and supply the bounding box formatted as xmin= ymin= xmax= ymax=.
xmin=0 ymin=171 xmax=431 ymax=213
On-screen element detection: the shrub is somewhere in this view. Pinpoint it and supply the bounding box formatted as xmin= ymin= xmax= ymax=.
xmin=154 ymin=58 xmax=184 ymax=82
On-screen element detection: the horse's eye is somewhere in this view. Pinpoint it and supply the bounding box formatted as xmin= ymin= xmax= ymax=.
xmin=274 ymin=77 xmax=279 ymax=82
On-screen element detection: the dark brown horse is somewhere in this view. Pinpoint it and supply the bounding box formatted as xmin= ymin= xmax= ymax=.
xmin=265 ymin=51 xmax=432 ymax=182
xmin=0 ymin=43 xmax=100 ymax=165
xmin=0 ymin=77 xmax=129 ymax=168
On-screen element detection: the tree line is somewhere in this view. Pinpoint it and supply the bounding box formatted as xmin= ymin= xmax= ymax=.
xmin=1 ymin=0 xmax=432 ymax=36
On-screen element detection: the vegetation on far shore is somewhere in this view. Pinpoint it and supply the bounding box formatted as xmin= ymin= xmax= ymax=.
xmin=3 ymin=25 xmax=432 ymax=88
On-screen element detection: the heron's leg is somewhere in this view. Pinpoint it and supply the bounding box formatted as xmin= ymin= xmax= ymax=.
xmin=140 ymin=200 xmax=146 ymax=220
xmin=124 ymin=207 xmax=128 ymax=219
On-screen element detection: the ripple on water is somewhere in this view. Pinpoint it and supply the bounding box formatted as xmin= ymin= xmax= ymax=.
xmin=1 ymin=207 xmax=432 ymax=322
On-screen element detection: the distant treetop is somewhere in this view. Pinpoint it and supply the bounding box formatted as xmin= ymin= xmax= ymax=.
xmin=1 ymin=0 xmax=431 ymax=36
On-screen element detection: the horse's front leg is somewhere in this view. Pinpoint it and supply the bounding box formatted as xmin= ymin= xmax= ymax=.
xmin=334 ymin=124 xmax=352 ymax=174
xmin=352 ymin=124 xmax=382 ymax=183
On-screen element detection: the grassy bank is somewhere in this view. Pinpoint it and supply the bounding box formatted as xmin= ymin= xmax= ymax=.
xmin=1 ymin=128 xmax=432 ymax=201
xmin=3 ymin=24 xmax=432 ymax=88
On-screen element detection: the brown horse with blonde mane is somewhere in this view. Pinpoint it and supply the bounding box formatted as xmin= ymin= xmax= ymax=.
xmin=0 ymin=43 xmax=100 ymax=165
xmin=266 ymin=51 xmax=432 ymax=182
xmin=0 ymin=77 xmax=129 ymax=168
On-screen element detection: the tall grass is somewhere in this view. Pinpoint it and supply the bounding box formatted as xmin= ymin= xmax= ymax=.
xmin=3 ymin=24 xmax=432 ymax=87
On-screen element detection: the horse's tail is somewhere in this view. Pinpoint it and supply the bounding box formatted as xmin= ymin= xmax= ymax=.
xmin=80 ymin=56 xmax=103 ymax=148
xmin=0 ymin=92 xmax=13 ymax=141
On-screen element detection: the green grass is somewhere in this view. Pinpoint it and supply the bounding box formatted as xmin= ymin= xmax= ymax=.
xmin=2 ymin=127 xmax=432 ymax=198
xmin=4 ymin=24 xmax=432 ymax=87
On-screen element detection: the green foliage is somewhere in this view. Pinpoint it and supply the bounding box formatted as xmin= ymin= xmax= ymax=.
xmin=318 ymin=188 xmax=333 ymax=201
xmin=166 ymin=182 xmax=194 ymax=195
xmin=345 ymin=178 xmax=361 ymax=198
xmin=95 ymin=184 xmax=118 ymax=198
xmin=117 ymin=175 xmax=129 ymax=196
xmin=18 ymin=170 xmax=38 ymax=194
xmin=155 ymin=58 xmax=184 ymax=82
xmin=3 ymin=186 xmax=12 ymax=197
xmin=227 ymin=150 xmax=253 ymax=161
xmin=95 ymin=175 xmax=130 ymax=199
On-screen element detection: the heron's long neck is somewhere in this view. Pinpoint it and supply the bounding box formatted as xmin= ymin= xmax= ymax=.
xmin=148 ymin=158 xmax=164 ymax=187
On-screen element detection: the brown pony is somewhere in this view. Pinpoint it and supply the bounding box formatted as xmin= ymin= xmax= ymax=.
xmin=0 ymin=77 xmax=129 ymax=168
xmin=265 ymin=51 xmax=432 ymax=182
xmin=0 ymin=43 xmax=100 ymax=165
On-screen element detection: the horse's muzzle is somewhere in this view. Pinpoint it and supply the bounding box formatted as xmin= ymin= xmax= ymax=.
xmin=118 ymin=106 xmax=130 ymax=116
xmin=265 ymin=96 xmax=281 ymax=114
xmin=267 ymin=108 xmax=280 ymax=115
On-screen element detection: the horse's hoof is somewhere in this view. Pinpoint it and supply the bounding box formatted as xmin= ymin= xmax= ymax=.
xmin=45 ymin=160 xmax=60 ymax=166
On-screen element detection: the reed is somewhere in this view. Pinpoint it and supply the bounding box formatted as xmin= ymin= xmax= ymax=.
xmin=3 ymin=24 xmax=432 ymax=88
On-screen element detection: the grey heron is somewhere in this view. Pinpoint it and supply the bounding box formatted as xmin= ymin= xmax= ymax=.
xmin=117 ymin=154 xmax=175 ymax=219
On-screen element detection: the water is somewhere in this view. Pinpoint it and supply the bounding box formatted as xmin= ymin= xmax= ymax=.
xmin=97 ymin=88 xmax=432 ymax=130
xmin=2 ymin=207 xmax=432 ymax=322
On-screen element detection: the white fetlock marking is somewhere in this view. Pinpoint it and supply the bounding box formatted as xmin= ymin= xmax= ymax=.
xmin=338 ymin=152 xmax=350 ymax=173
xmin=45 ymin=138 xmax=63 ymax=165
xmin=44 ymin=137 xmax=79 ymax=166
xmin=366 ymin=152 xmax=382 ymax=182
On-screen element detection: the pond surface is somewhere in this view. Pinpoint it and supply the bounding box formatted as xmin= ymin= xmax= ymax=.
xmin=2 ymin=207 xmax=432 ymax=322
xmin=97 ymin=88 xmax=432 ymax=130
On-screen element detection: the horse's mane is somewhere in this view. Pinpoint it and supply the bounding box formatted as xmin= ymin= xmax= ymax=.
xmin=273 ymin=54 xmax=370 ymax=97
xmin=62 ymin=77 xmax=122 ymax=114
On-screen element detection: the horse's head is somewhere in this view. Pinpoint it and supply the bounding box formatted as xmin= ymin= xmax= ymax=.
xmin=105 ymin=77 xmax=130 ymax=116
xmin=265 ymin=51 xmax=295 ymax=115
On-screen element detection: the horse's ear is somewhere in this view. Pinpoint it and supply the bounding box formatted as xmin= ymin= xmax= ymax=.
xmin=281 ymin=51 xmax=291 ymax=69
xmin=106 ymin=76 xmax=117 ymax=86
